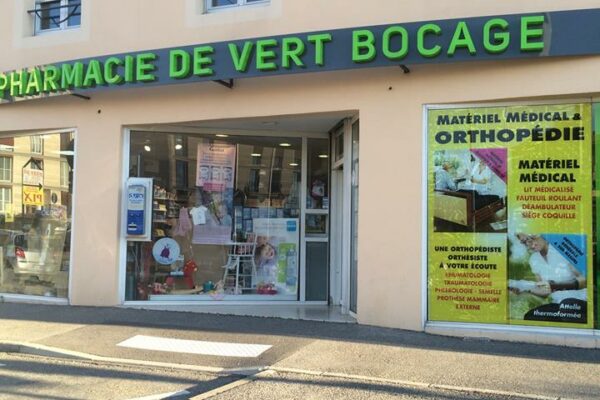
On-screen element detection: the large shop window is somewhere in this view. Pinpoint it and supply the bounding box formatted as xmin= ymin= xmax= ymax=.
xmin=126 ymin=132 xmax=302 ymax=301
xmin=0 ymin=132 xmax=74 ymax=298
xmin=427 ymin=103 xmax=600 ymax=330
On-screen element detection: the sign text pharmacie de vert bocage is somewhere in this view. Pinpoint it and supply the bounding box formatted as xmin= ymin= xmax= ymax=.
xmin=2 ymin=9 xmax=600 ymax=103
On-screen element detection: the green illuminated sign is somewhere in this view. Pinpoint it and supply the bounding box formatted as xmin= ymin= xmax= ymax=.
xmin=0 ymin=10 xmax=590 ymax=103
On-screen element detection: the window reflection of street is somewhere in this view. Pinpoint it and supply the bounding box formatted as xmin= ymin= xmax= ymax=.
xmin=0 ymin=132 xmax=73 ymax=298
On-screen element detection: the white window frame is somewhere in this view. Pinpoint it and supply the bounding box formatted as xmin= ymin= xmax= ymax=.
xmin=0 ymin=157 xmax=12 ymax=183
xmin=34 ymin=0 xmax=81 ymax=35
xmin=205 ymin=0 xmax=269 ymax=13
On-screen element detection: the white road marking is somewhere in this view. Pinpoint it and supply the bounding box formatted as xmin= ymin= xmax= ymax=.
xmin=127 ymin=390 xmax=190 ymax=400
xmin=117 ymin=335 xmax=272 ymax=358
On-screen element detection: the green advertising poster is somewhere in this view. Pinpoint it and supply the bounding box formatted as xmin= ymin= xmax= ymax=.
xmin=428 ymin=103 xmax=594 ymax=328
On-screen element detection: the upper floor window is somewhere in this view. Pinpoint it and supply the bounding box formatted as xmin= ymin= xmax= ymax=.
xmin=60 ymin=160 xmax=70 ymax=187
xmin=206 ymin=0 xmax=268 ymax=12
xmin=30 ymin=136 xmax=43 ymax=154
xmin=30 ymin=0 xmax=81 ymax=35
xmin=0 ymin=187 xmax=12 ymax=213
xmin=0 ymin=157 xmax=12 ymax=183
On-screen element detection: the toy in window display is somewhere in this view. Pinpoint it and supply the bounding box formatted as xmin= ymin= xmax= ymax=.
xmin=308 ymin=178 xmax=326 ymax=208
xmin=165 ymin=259 xmax=198 ymax=291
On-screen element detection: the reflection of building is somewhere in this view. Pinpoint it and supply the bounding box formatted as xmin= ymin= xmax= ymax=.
xmin=0 ymin=134 xmax=72 ymax=223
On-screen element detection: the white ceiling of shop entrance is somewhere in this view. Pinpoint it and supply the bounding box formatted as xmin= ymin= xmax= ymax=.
xmin=152 ymin=111 xmax=353 ymax=134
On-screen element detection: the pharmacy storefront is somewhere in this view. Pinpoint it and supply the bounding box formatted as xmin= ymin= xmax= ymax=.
xmin=1 ymin=4 xmax=600 ymax=345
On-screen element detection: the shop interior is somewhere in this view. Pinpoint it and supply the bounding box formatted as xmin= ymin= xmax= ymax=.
xmin=124 ymin=112 xmax=353 ymax=303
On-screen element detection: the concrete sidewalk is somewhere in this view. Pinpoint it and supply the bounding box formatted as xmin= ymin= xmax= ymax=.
xmin=1 ymin=302 xmax=599 ymax=399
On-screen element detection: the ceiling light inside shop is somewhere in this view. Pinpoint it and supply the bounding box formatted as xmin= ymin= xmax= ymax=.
xmin=175 ymin=144 xmax=183 ymax=150
xmin=289 ymin=162 xmax=299 ymax=167
xmin=144 ymin=145 xmax=151 ymax=152
xmin=318 ymin=154 xmax=329 ymax=158
xmin=216 ymin=134 xmax=229 ymax=138
xmin=279 ymin=143 xmax=291 ymax=147
xmin=251 ymin=153 xmax=262 ymax=157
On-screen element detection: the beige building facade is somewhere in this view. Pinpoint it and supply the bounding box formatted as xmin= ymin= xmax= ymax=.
xmin=2 ymin=0 xmax=600 ymax=347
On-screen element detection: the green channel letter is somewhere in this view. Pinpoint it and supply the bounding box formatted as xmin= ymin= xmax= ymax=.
xmin=0 ymin=73 xmax=7 ymax=98
xmin=256 ymin=39 xmax=278 ymax=71
xmin=521 ymin=15 xmax=545 ymax=52
xmin=447 ymin=21 xmax=476 ymax=56
xmin=193 ymin=46 xmax=215 ymax=76
xmin=229 ymin=42 xmax=254 ymax=72
xmin=483 ymin=18 xmax=510 ymax=54
xmin=352 ymin=29 xmax=376 ymax=63
xmin=104 ymin=57 xmax=124 ymax=84
xmin=10 ymin=70 xmax=26 ymax=97
xmin=82 ymin=60 xmax=105 ymax=88
xmin=124 ymin=56 xmax=135 ymax=83
xmin=307 ymin=33 xmax=332 ymax=66
xmin=24 ymin=68 xmax=42 ymax=96
xmin=282 ymin=37 xmax=306 ymax=69
xmin=43 ymin=65 xmax=61 ymax=92
xmin=382 ymin=26 xmax=409 ymax=60
xmin=417 ymin=23 xmax=442 ymax=58
xmin=136 ymin=53 xmax=157 ymax=82
xmin=61 ymin=62 xmax=84 ymax=89
xmin=170 ymin=49 xmax=191 ymax=79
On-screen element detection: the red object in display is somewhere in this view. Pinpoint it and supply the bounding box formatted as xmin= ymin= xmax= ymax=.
xmin=257 ymin=283 xmax=277 ymax=295
xmin=15 ymin=247 xmax=25 ymax=259
xmin=166 ymin=259 xmax=197 ymax=289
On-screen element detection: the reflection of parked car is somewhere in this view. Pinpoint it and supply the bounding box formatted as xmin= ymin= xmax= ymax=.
xmin=9 ymin=226 xmax=68 ymax=281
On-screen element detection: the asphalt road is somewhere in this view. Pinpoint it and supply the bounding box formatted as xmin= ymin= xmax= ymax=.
xmin=0 ymin=353 xmax=236 ymax=400
xmin=0 ymin=353 xmax=536 ymax=400
xmin=211 ymin=371 xmax=524 ymax=400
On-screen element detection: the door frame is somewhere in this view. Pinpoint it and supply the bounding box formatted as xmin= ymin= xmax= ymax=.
xmin=329 ymin=116 xmax=358 ymax=313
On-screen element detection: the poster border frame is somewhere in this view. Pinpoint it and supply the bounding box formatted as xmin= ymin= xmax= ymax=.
xmin=423 ymin=97 xmax=595 ymax=331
